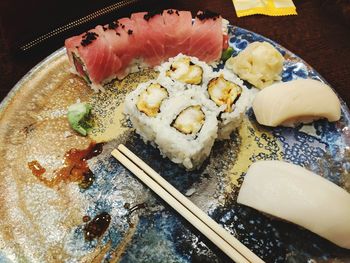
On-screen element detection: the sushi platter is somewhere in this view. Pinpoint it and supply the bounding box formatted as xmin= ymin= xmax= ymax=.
xmin=0 ymin=9 xmax=350 ymax=263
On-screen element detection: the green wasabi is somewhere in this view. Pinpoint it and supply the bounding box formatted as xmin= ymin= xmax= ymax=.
xmin=221 ymin=47 xmax=234 ymax=62
xmin=67 ymin=102 xmax=92 ymax=136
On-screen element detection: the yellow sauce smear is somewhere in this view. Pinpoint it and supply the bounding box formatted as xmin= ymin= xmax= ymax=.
xmin=90 ymin=102 xmax=127 ymax=143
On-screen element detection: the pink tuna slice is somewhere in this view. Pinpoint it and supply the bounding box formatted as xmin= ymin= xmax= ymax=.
xmin=115 ymin=18 xmax=142 ymax=78
xmin=162 ymin=9 xmax=193 ymax=58
xmin=102 ymin=20 xmax=134 ymax=78
xmin=75 ymin=26 xmax=122 ymax=85
xmin=65 ymin=35 xmax=81 ymax=64
xmin=188 ymin=12 xmax=223 ymax=62
xmin=131 ymin=12 xmax=166 ymax=66
xmin=118 ymin=18 xmax=141 ymax=56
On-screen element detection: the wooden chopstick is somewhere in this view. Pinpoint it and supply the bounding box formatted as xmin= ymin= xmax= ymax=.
xmin=112 ymin=148 xmax=249 ymax=262
xmin=117 ymin=144 xmax=263 ymax=262
xmin=112 ymin=144 xmax=264 ymax=263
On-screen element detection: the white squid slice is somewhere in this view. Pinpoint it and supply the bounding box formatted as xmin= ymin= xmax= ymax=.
xmin=237 ymin=160 xmax=350 ymax=249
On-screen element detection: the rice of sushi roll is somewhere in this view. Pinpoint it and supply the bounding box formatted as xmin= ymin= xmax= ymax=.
xmin=203 ymin=69 xmax=254 ymax=139
xmin=156 ymin=53 xmax=212 ymax=88
xmin=124 ymin=56 xmax=253 ymax=170
xmin=155 ymin=89 xmax=220 ymax=170
xmin=124 ymin=80 xmax=173 ymax=143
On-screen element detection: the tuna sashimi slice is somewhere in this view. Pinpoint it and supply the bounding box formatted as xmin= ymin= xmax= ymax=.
xmin=162 ymin=9 xmax=193 ymax=58
xmin=188 ymin=11 xmax=223 ymax=62
xmin=118 ymin=17 xmax=141 ymax=59
xmin=68 ymin=26 xmax=122 ymax=87
xmin=102 ymin=20 xmax=135 ymax=77
xmin=131 ymin=12 xmax=166 ymax=66
xmin=65 ymin=35 xmax=81 ymax=64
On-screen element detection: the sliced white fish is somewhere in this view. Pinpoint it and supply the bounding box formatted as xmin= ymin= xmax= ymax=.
xmin=237 ymin=160 xmax=350 ymax=249
xmin=252 ymin=79 xmax=341 ymax=127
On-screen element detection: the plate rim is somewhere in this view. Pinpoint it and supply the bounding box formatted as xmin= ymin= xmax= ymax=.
xmin=0 ymin=47 xmax=66 ymax=113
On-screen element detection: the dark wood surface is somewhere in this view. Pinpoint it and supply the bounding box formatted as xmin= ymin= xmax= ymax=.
xmin=0 ymin=0 xmax=349 ymax=105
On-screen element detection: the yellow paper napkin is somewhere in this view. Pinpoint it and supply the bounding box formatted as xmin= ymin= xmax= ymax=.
xmin=232 ymin=0 xmax=297 ymax=17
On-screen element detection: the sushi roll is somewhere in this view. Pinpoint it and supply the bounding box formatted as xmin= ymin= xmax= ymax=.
xmin=65 ymin=25 xmax=123 ymax=91
xmin=124 ymin=80 xmax=173 ymax=143
xmin=155 ymin=89 xmax=219 ymax=170
xmin=157 ymin=54 xmax=212 ymax=87
xmin=204 ymin=69 xmax=254 ymax=139
xmin=65 ymin=10 xmax=229 ymax=91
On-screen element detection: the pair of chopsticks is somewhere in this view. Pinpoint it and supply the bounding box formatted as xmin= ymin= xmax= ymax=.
xmin=112 ymin=145 xmax=264 ymax=263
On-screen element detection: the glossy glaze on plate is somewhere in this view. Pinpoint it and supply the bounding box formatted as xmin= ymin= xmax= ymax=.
xmin=0 ymin=25 xmax=349 ymax=263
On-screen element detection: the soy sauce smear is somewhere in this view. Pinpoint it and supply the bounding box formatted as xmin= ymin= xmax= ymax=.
xmin=27 ymin=142 xmax=103 ymax=188
xmin=28 ymin=161 xmax=46 ymax=177
xmin=82 ymin=215 xmax=91 ymax=222
xmin=124 ymin=202 xmax=147 ymax=227
xmin=126 ymin=203 xmax=147 ymax=215
xmin=79 ymin=170 xmax=95 ymax=189
xmin=83 ymin=212 xmax=111 ymax=241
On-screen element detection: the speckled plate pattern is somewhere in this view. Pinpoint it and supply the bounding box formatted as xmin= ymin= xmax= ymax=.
xmin=0 ymin=25 xmax=350 ymax=263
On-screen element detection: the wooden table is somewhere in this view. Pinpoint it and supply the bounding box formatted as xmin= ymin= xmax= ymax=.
xmin=0 ymin=0 xmax=349 ymax=105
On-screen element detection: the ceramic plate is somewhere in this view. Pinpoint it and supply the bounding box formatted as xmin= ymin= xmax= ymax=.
xmin=0 ymin=25 xmax=350 ymax=263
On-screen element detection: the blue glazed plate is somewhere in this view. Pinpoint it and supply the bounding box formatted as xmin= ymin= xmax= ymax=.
xmin=0 ymin=25 xmax=349 ymax=263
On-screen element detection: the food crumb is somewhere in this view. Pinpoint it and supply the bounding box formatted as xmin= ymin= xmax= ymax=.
xmin=185 ymin=188 xmax=196 ymax=197
xmin=63 ymin=131 xmax=73 ymax=138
